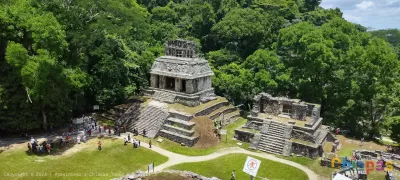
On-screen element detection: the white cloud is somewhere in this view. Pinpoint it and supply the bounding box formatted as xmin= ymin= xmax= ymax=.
xmin=343 ymin=14 xmax=362 ymax=23
xmin=321 ymin=0 xmax=400 ymax=29
xmin=355 ymin=1 xmax=375 ymax=10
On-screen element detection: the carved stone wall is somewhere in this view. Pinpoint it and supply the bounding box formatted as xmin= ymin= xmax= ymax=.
xmin=291 ymin=103 xmax=307 ymax=121
xmin=195 ymin=101 xmax=229 ymax=116
xmin=234 ymin=129 xmax=255 ymax=142
xmin=168 ymin=111 xmax=194 ymax=121
xmin=311 ymin=106 xmax=321 ymax=123
xmin=263 ymin=99 xmax=280 ymax=114
xmin=186 ymin=79 xmax=194 ymax=94
xmin=174 ymin=95 xmax=200 ymax=107
xmin=292 ymin=130 xmax=315 ymax=143
xmin=306 ymin=103 xmax=315 ymax=117
xmin=158 ymin=130 xmax=199 ymax=146
xmin=291 ymin=142 xmax=320 ymax=159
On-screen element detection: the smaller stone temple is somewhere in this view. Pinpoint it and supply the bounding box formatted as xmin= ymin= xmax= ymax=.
xmin=146 ymin=39 xmax=216 ymax=106
xmin=235 ymin=93 xmax=331 ymax=158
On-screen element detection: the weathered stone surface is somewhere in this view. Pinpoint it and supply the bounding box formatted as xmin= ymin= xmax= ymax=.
xmin=159 ymin=129 xmax=199 ymax=147
xmin=291 ymin=142 xmax=320 ymax=159
xmin=195 ymin=101 xmax=229 ymax=116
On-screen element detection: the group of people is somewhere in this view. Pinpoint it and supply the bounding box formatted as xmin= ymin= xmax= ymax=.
xmin=124 ymin=134 xmax=141 ymax=148
xmin=123 ymin=134 xmax=152 ymax=149
xmin=27 ymin=137 xmax=51 ymax=154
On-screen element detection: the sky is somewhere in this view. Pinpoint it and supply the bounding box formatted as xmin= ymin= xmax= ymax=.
xmin=320 ymin=0 xmax=400 ymax=30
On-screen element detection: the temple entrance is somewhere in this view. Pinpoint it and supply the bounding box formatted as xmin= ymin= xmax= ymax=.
xmin=282 ymin=104 xmax=292 ymax=115
xmin=166 ymin=77 xmax=175 ymax=90
xmin=155 ymin=75 xmax=159 ymax=88
xmin=260 ymin=102 xmax=264 ymax=113
xmin=181 ymin=80 xmax=186 ymax=92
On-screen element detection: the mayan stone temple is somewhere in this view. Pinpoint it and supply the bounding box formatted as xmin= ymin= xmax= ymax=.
xmin=235 ymin=93 xmax=330 ymax=158
xmin=116 ymin=39 xmax=239 ymax=147
xmin=148 ymin=39 xmax=217 ymax=106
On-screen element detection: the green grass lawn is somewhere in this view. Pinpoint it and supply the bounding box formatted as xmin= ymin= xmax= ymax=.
xmin=0 ymin=138 xmax=168 ymax=180
xmin=136 ymin=118 xmax=251 ymax=156
xmin=169 ymin=153 xmax=308 ymax=180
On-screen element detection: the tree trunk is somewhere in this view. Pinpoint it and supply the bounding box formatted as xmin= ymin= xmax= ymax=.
xmin=42 ymin=107 xmax=47 ymax=130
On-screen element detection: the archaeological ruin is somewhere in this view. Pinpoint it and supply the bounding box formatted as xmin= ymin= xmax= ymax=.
xmin=235 ymin=93 xmax=329 ymax=158
xmin=116 ymin=39 xmax=239 ymax=146
xmin=147 ymin=39 xmax=217 ymax=107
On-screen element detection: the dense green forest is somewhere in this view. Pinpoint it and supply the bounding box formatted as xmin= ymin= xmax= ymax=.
xmin=0 ymin=0 xmax=399 ymax=140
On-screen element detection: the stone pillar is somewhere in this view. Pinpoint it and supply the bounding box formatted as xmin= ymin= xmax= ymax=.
xmin=175 ymin=78 xmax=181 ymax=92
xmin=150 ymin=74 xmax=157 ymax=88
xmin=159 ymin=76 xmax=166 ymax=89
xmin=207 ymin=76 xmax=212 ymax=89
xmin=186 ymin=79 xmax=194 ymax=94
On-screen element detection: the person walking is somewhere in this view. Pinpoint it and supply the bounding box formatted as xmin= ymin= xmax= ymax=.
xmin=77 ymin=136 xmax=81 ymax=144
xmin=27 ymin=143 xmax=32 ymax=153
xmin=98 ymin=141 xmax=102 ymax=151
xmin=231 ymin=170 xmax=235 ymax=180
xmin=46 ymin=143 xmax=51 ymax=154
xmin=360 ymin=137 xmax=364 ymax=146
xmin=149 ymin=140 xmax=152 ymax=148
xmin=83 ymin=135 xmax=86 ymax=143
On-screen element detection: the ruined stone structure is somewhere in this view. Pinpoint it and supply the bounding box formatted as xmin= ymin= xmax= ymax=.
xmin=116 ymin=39 xmax=239 ymax=147
xmin=235 ymin=93 xmax=328 ymax=158
xmin=146 ymin=39 xmax=216 ymax=107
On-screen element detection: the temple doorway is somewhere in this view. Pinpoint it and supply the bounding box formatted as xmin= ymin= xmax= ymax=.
xmin=181 ymin=80 xmax=186 ymax=92
xmin=166 ymin=77 xmax=175 ymax=90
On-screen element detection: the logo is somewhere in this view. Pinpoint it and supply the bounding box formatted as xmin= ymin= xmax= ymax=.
xmin=247 ymin=159 xmax=257 ymax=170
xmin=331 ymin=157 xmax=393 ymax=174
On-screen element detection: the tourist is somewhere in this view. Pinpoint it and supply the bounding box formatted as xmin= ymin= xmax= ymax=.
xmin=108 ymin=128 xmax=111 ymax=135
xmin=149 ymin=140 xmax=152 ymax=148
xmin=46 ymin=143 xmax=51 ymax=154
xmin=104 ymin=125 xmax=107 ymax=131
xmin=128 ymin=134 xmax=131 ymax=142
xmin=143 ymin=129 xmax=146 ymax=137
xmin=77 ymin=136 xmax=81 ymax=144
xmin=335 ymin=128 xmax=339 ymax=136
xmin=36 ymin=144 xmax=40 ymax=153
xmin=89 ymin=129 xmax=92 ymax=136
xmin=360 ymin=137 xmax=364 ymax=146
xmin=231 ymin=170 xmax=235 ymax=180
xmin=83 ymin=135 xmax=86 ymax=143
xmin=99 ymin=126 xmax=101 ymax=133
xmin=30 ymin=137 xmax=35 ymax=145
xmin=98 ymin=141 xmax=102 ymax=151
xmin=39 ymin=144 xmax=43 ymax=154
xmin=32 ymin=143 xmax=37 ymax=153
xmin=59 ymin=138 xmax=63 ymax=147
xmin=27 ymin=143 xmax=32 ymax=153
xmin=66 ymin=135 xmax=70 ymax=146
xmin=138 ymin=140 xmax=140 ymax=147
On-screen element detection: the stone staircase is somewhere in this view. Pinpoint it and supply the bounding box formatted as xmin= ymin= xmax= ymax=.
xmin=257 ymin=121 xmax=292 ymax=155
xmin=152 ymin=91 xmax=176 ymax=103
xmin=159 ymin=112 xmax=199 ymax=146
xmin=116 ymin=102 xmax=142 ymax=126
xmin=127 ymin=105 xmax=169 ymax=138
